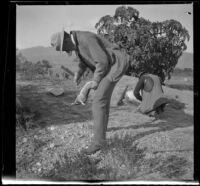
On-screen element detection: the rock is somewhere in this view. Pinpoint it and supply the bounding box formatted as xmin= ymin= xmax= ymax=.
xmin=34 ymin=135 xmax=38 ymax=139
xmin=144 ymin=152 xmax=154 ymax=159
xmin=47 ymin=87 xmax=64 ymax=96
xmin=60 ymin=136 xmax=64 ymax=140
xmin=22 ymin=138 xmax=27 ymax=143
xmin=121 ymin=164 xmax=126 ymax=169
xmin=49 ymin=143 xmax=55 ymax=149
xmin=48 ymin=126 xmax=55 ymax=131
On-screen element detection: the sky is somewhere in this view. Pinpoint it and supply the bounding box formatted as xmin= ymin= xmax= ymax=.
xmin=16 ymin=4 xmax=193 ymax=53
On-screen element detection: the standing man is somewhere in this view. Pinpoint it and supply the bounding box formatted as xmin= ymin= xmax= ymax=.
xmin=50 ymin=30 xmax=130 ymax=154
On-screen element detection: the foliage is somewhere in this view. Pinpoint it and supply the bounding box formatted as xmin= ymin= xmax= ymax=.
xmin=95 ymin=6 xmax=190 ymax=82
xmin=16 ymin=50 xmax=52 ymax=80
xmin=16 ymin=91 xmax=37 ymax=131
xmin=16 ymin=49 xmax=27 ymax=71
xmin=16 ymin=97 xmax=27 ymax=131
xmin=73 ymin=56 xmax=94 ymax=81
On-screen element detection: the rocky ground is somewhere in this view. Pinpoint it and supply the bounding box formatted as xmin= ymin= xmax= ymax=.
xmin=16 ymin=75 xmax=194 ymax=182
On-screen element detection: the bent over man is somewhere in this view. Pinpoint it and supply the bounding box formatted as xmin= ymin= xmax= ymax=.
xmin=51 ymin=30 xmax=130 ymax=154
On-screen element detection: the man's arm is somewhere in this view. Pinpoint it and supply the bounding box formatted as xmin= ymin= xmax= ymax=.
xmin=74 ymin=62 xmax=87 ymax=85
xmin=78 ymin=46 xmax=108 ymax=89
xmin=134 ymin=76 xmax=145 ymax=101
xmin=92 ymin=61 xmax=108 ymax=88
xmin=116 ymin=85 xmax=129 ymax=106
xmin=72 ymin=53 xmax=108 ymax=105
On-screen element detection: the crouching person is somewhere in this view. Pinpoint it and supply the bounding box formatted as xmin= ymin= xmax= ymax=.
xmin=50 ymin=30 xmax=130 ymax=154
xmin=134 ymin=72 xmax=169 ymax=117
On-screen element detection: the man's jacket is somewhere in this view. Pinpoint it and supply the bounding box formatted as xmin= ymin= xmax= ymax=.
xmin=70 ymin=31 xmax=129 ymax=85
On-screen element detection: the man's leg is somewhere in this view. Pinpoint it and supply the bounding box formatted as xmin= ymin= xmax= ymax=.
xmin=93 ymin=77 xmax=116 ymax=144
xmin=84 ymin=77 xmax=116 ymax=154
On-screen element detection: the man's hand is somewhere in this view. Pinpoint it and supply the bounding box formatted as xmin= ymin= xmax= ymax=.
xmin=134 ymin=105 xmax=141 ymax=113
xmin=73 ymin=77 xmax=81 ymax=86
xmin=71 ymin=93 xmax=86 ymax=106
xmin=71 ymin=81 xmax=98 ymax=106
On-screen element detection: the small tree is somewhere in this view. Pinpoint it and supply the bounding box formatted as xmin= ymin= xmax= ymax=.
xmin=16 ymin=49 xmax=27 ymax=72
xmin=42 ymin=60 xmax=52 ymax=73
xmin=22 ymin=60 xmax=34 ymax=79
xmin=95 ymin=6 xmax=190 ymax=82
xmin=34 ymin=61 xmax=45 ymax=75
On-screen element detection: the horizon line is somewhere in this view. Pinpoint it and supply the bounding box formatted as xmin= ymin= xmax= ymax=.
xmin=17 ymin=45 xmax=194 ymax=54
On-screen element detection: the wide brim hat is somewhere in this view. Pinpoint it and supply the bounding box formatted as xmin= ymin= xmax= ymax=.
xmin=50 ymin=28 xmax=65 ymax=52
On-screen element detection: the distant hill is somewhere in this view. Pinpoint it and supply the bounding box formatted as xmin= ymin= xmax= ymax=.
xmin=20 ymin=46 xmax=77 ymax=71
xmin=20 ymin=46 xmax=193 ymax=70
xmin=20 ymin=46 xmax=76 ymax=63
xmin=175 ymin=52 xmax=193 ymax=69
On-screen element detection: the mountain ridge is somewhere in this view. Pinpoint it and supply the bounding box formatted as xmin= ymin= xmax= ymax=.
xmin=19 ymin=46 xmax=193 ymax=70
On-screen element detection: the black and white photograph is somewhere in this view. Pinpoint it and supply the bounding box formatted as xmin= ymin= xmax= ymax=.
xmin=13 ymin=2 xmax=196 ymax=183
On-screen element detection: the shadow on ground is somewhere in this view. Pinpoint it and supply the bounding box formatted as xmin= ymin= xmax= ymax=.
xmin=108 ymin=99 xmax=193 ymax=144
xmin=17 ymin=84 xmax=93 ymax=127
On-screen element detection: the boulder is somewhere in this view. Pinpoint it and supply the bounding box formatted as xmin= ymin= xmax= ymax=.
xmin=47 ymin=87 xmax=65 ymax=96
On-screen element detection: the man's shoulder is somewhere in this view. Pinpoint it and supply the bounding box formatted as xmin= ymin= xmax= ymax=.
xmin=74 ymin=30 xmax=118 ymax=49
xmin=74 ymin=31 xmax=98 ymax=44
xmin=74 ymin=30 xmax=97 ymax=37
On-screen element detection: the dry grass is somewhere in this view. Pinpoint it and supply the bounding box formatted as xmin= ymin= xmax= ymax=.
xmin=16 ymin=75 xmax=194 ymax=182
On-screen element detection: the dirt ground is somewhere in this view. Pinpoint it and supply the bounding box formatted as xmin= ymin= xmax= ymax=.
xmin=16 ymin=75 xmax=194 ymax=182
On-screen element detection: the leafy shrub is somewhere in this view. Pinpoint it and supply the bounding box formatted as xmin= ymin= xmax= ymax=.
xmin=95 ymin=6 xmax=190 ymax=82
xmin=16 ymin=49 xmax=53 ymax=80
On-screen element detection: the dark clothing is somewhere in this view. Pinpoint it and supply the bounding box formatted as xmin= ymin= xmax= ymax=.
xmin=51 ymin=30 xmax=131 ymax=150
xmin=71 ymin=31 xmax=130 ymax=145
xmin=134 ymin=74 xmax=168 ymax=114
xmin=134 ymin=75 xmax=155 ymax=101
xmin=71 ymin=31 xmax=129 ymax=85
xmin=92 ymin=77 xmax=117 ymax=144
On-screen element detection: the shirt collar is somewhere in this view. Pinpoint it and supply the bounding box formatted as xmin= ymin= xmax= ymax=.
xmin=70 ymin=32 xmax=76 ymax=46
